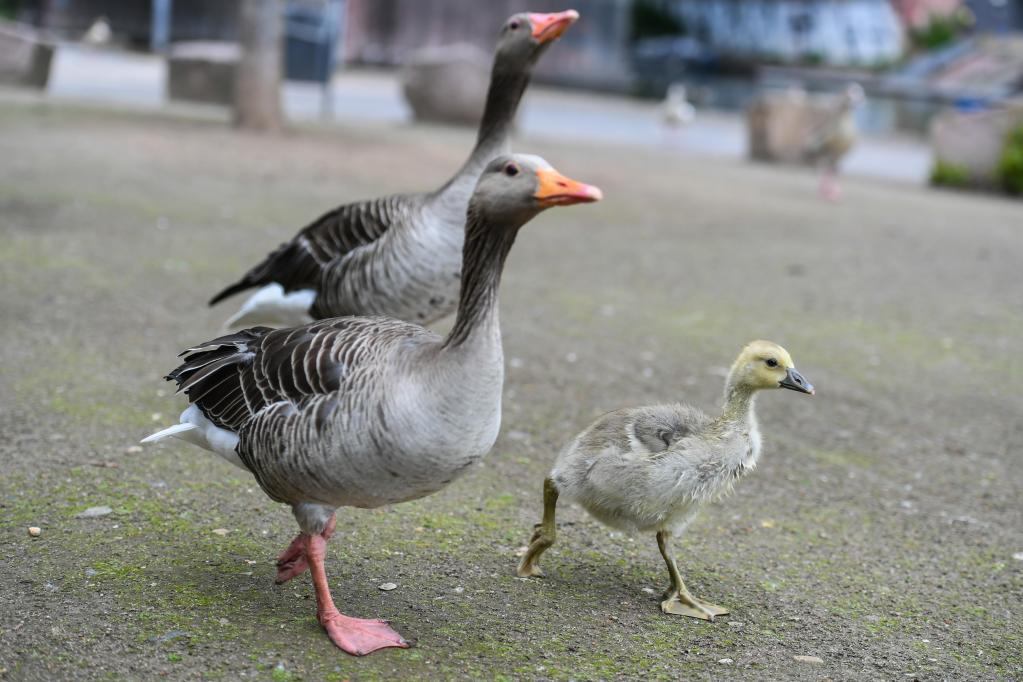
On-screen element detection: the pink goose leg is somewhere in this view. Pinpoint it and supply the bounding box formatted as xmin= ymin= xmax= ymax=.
xmin=275 ymin=513 xmax=336 ymax=584
xmin=305 ymin=533 xmax=410 ymax=655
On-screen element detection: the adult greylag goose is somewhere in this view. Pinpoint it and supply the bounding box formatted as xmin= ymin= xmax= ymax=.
xmin=144 ymin=154 xmax=601 ymax=655
xmin=209 ymin=10 xmax=580 ymax=329
xmin=517 ymin=341 xmax=813 ymax=620
xmin=804 ymin=83 xmax=864 ymax=202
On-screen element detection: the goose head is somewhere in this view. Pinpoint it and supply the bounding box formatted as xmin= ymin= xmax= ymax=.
xmin=727 ymin=340 xmax=814 ymax=395
xmin=469 ymin=153 xmax=602 ymax=230
xmin=493 ymin=10 xmax=579 ymax=72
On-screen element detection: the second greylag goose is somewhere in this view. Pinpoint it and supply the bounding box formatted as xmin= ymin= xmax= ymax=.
xmin=517 ymin=341 xmax=813 ymax=620
xmin=209 ymin=10 xmax=580 ymax=329
xmin=144 ymin=154 xmax=602 ymax=655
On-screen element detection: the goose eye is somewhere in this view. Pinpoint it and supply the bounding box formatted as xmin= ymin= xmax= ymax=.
xmin=508 ymin=20 xmax=521 ymax=30
xmin=766 ymin=358 xmax=778 ymax=368
xmin=504 ymin=164 xmax=520 ymax=177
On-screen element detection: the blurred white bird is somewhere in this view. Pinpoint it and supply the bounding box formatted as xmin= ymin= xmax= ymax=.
xmin=82 ymin=17 xmax=112 ymax=46
xmin=662 ymin=83 xmax=696 ymax=127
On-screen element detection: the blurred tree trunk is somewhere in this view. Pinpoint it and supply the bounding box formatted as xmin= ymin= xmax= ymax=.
xmin=234 ymin=0 xmax=283 ymax=132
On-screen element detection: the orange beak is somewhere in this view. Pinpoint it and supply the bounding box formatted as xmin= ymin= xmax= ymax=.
xmin=528 ymin=10 xmax=579 ymax=43
xmin=534 ymin=168 xmax=603 ymax=207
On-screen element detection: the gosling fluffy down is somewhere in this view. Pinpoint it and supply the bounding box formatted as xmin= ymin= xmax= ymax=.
xmin=517 ymin=340 xmax=814 ymax=620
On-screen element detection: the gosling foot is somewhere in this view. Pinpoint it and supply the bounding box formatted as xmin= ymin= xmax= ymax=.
xmin=660 ymin=592 xmax=729 ymax=621
xmin=319 ymin=609 xmax=410 ymax=656
xmin=516 ymin=525 xmax=553 ymax=578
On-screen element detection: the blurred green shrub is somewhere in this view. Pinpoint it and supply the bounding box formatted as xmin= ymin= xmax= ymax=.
xmin=930 ymin=160 xmax=970 ymax=188
xmin=997 ymin=124 xmax=1023 ymax=196
xmin=912 ymin=8 xmax=974 ymax=51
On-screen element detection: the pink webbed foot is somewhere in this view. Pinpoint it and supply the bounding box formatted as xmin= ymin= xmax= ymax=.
xmin=276 ymin=514 xmax=336 ymax=584
xmin=320 ymin=609 xmax=410 ymax=656
xmin=275 ymin=534 xmax=307 ymax=584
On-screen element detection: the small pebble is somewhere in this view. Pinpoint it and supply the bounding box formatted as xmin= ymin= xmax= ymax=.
xmin=124 ymin=445 xmax=143 ymax=454
xmin=641 ymin=587 xmax=655 ymax=595
xmin=453 ymin=586 xmax=465 ymax=594
xmin=218 ymin=618 xmax=230 ymax=626
xmin=718 ymin=658 xmax=734 ymax=665
xmin=793 ymin=655 xmax=824 ymax=664
xmin=212 ymin=528 xmax=229 ymax=536
xmin=77 ymin=506 xmax=113 ymax=519
xmin=28 ymin=526 xmax=41 ymax=537
xmin=1012 ymin=552 xmax=1023 ymax=561
xmin=760 ymin=519 xmax=776 ymax=528
xmin=151 ymin=412 xmax=163 ymax=421
xmin=727 ymin=620 xmax=744 ymax=628
xmin=378 ymin=582 xmax=397 ymax=591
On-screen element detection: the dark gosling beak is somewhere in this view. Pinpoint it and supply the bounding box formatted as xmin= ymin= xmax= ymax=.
xmin=780 ymin=367 xmax=814 ymax=395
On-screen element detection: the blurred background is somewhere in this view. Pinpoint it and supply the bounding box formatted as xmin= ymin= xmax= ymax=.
xmin=3 ymin=0 xmax=1023 ymax=192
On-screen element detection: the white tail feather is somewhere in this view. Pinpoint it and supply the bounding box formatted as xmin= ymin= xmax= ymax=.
xmin=224 ymin=283 xmax=315 ymax=330
xmin=141 ymin=405 xmax=245 ymax=469
xmin=141 ymin=422 xmax=198 ymax=443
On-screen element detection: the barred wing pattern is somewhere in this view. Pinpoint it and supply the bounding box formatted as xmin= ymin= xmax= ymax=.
xmin=166 ymin=319 xmax=435 ymax=447
xmin=208 ymin=194 xmax=421 ymax=306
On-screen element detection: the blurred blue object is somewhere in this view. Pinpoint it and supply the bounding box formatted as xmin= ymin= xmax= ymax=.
xmin=954 ymin=97 xmax=989 ymax=113
xmin=284 ymin=0 xmax=343 ymax=84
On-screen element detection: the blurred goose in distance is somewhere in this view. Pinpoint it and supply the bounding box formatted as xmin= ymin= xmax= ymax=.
xmin=662 ymin=82 xmax=696 ymax=127
xmin=144 ymin=154 xmax=602 ymax=655
xmin=517 ymin=341 xmax=813 ymax=620
xmin=209 ymin=10 xmax=580 ymax=329
xmin=804 ymin=83 xmax=864 ymax=202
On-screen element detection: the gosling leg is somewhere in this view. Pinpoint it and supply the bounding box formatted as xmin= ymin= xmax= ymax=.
xmin=517 ymin=477 xmax=559 ymax=577
xmin=655 ymin=530 xmax=729 ymax=621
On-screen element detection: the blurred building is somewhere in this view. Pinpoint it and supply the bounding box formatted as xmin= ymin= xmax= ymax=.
xmin=965 ymin=0 xmax=1023 ymax=31
xmin=344 ymin=0 xmax=633 ymax=90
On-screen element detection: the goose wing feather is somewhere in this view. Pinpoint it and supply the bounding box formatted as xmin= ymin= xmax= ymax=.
xmin=208 ymin=194 xmax=419 ymax=305
xmin=166 ymin=317 xmax=434 ymax=435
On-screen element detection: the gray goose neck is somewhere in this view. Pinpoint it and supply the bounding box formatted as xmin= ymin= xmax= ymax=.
xmin=438 ymin=68 xmax=532 ymax=199
xmin=443 ymin=207 xmax=517 ymax=349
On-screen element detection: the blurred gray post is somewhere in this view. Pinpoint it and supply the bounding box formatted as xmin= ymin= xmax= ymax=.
xmin=234 ymin=0 xmax=284 ymax=132
xmin=150 ymin=0 xmax=172 ymax=53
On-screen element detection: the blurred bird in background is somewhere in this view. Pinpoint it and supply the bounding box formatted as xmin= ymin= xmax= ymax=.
xmin=803 ymin=82 xmax=865 ymax=202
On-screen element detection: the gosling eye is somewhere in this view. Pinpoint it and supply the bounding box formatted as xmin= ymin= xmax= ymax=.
xmin=765 ymin=358 xmax=778 ymax=368
xmin=504 ymin=163 xmax=520 ymax=177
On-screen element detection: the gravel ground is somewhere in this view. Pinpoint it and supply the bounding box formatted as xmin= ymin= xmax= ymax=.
xmin=0 ymin=96 xmax=1021 ymax=681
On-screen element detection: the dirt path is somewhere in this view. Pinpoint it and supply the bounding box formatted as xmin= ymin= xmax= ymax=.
xmin=0 ymin=98 xmax=1020 ymax=681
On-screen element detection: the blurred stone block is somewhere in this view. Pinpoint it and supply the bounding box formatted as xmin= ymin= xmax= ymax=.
xmin=930 ymin=101 xmax=1023 ymax=185
xmin=747 ymin=89 xmax=847 ymax=164
xmin=167 ymin=41 xmax=239 ymax=106
xmin=0 ymin=20 xmax=55 ymax=89
xmin=401 ymin=43 xmax=489 ymax=126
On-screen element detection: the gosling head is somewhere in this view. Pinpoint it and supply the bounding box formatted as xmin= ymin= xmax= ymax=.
xmin=728 ymin=340 xmax=814 ymax=396
xmin=470 ymin=153 xmax=602 ymax=230
xmin=493 ymin=10 xmax=579 ymax=72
